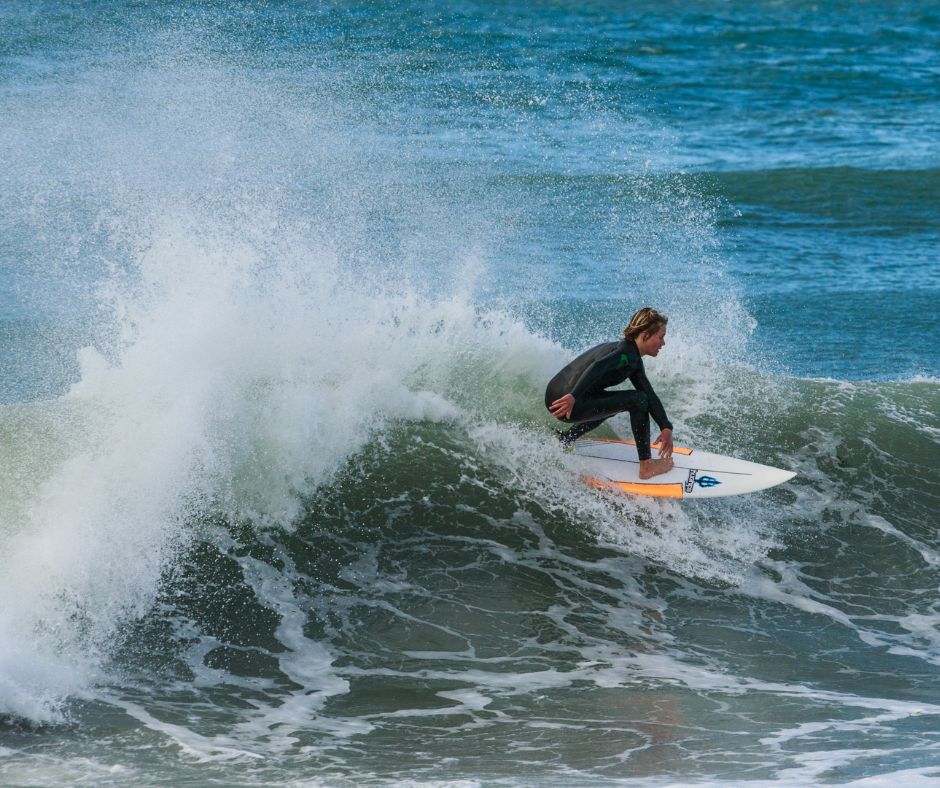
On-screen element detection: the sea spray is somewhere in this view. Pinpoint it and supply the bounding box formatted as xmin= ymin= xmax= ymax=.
xmin=0 ymin=199 xmax=563 ymax=722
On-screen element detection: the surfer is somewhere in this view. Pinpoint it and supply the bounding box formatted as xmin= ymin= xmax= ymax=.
xmin=545 ymin=307 xmax=674 ymax=480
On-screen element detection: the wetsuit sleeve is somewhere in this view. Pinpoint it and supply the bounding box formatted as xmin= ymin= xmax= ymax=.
xmin=629 ymin=365 xmax=673 ymax=431
xmin=569 ymin=347 xmax=628 ymax=401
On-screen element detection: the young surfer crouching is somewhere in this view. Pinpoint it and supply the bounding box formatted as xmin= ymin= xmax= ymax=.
xmin=545 ymin=307 xmax=675 ymax=480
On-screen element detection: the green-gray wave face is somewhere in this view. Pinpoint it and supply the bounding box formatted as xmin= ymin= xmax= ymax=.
xmin=1 ymin=0 xmax=938 ymax=784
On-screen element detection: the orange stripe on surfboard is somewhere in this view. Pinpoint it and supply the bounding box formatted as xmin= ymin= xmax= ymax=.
xmin=580 ymin=437 xmax=692 ymax=456
xmin=582 ymin=476 xmax=685 ymax=499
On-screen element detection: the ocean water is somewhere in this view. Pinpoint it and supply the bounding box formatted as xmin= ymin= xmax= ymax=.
xmin=1 ymin=1 xmax=939 ymax=785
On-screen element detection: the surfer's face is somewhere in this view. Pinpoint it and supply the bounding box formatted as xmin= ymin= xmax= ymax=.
xmin=638 ymin=326 xmax=666 ymax=357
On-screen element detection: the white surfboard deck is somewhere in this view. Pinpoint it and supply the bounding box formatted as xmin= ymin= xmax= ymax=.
xmin=571 ymin=437 xmax=795 ymax=499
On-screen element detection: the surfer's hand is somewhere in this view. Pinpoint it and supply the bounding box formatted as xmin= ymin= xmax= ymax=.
xmin=655 ymin=429 xmax=674 ymax=459
xmin=549 ymin=394 xmax=575 ymax=420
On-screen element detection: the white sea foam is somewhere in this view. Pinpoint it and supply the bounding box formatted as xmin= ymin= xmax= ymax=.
xmin=0 ymin=209 xmax=564 ymax=723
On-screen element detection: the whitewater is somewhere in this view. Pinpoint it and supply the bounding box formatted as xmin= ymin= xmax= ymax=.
xmin=1 ymin=1 xmax=938 ymax=785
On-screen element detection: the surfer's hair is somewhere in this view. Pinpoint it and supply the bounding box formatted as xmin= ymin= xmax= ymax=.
xmin=624 ymin=307 xmax=668 ymax=341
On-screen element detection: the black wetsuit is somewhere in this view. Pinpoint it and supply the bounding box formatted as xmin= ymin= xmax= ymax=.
xmin=544 ymin=340 xmax=672 ymax=460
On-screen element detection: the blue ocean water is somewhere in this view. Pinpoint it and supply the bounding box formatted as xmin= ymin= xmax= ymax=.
xmin=1 ymin=2 xmax=939 ymax=785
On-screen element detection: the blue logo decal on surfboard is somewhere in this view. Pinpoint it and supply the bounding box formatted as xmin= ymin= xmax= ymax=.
xmin=696 ymin=475 xmax=721 ymax=488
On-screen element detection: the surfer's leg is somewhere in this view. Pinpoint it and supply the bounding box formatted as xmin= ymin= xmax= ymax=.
xmin=621 ymin=391 xmax=651 ymax=460
xmin=561 ymin=390 xmax=652 ymax=456
xmin=568 ymin=389 xmax=650 ymax=452
xmin=558 ymin=390 xmax=673 ymax=478
xmin=556 ymin=418 xmax=607 ymax=446
xmin=611 ymin=392 xmax=673 ymax=477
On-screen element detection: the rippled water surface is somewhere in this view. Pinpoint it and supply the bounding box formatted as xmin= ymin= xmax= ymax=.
xmin=1 ymin=2 xmax=938 ymax=785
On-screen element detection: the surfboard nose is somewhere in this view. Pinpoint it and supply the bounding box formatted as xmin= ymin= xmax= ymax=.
xmin=761 ymin=466 xmax=797 ymax=489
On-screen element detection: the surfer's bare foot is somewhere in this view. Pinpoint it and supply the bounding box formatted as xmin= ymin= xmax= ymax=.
xmin=639 ymin=457 xmax=673 ymax=479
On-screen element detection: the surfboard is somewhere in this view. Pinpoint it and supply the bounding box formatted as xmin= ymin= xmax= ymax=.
xmin=571 ymin=437 xmax=795 ymax=499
